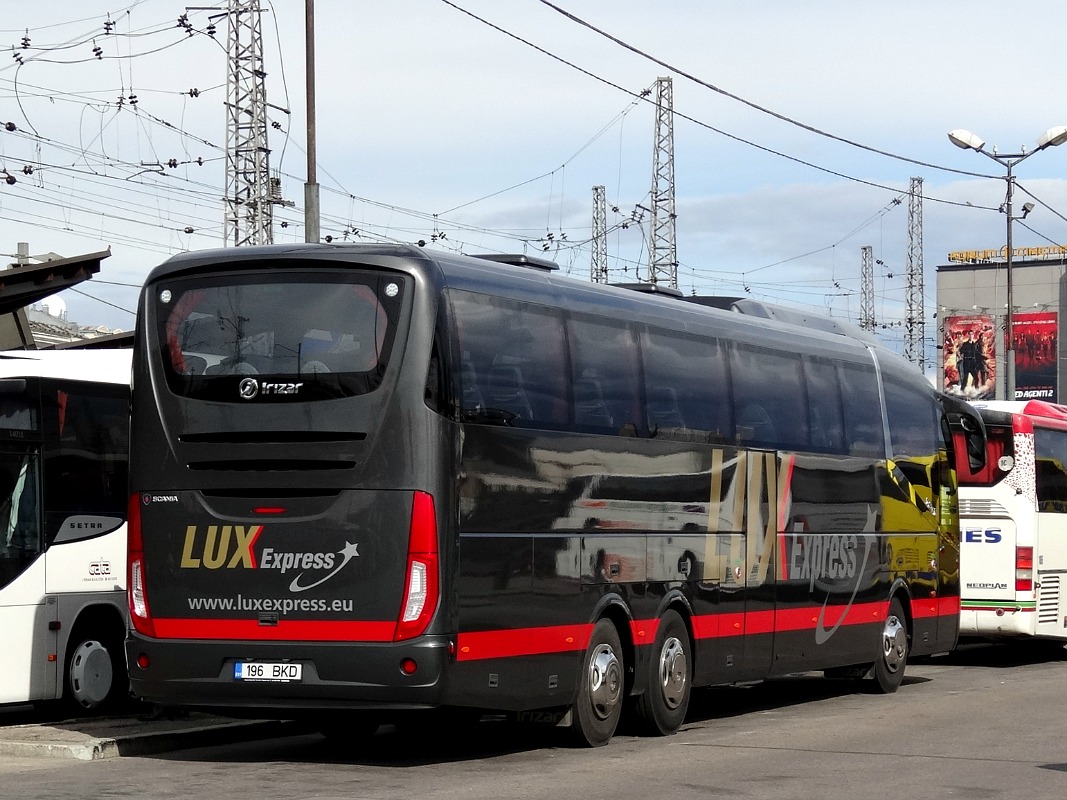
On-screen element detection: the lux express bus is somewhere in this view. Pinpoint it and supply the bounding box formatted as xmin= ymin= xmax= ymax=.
xmin=0 ymin=347 xmax=131 ymax=713
xmin=126 ymin=244 xmax=985 ymax=746
xmin=959 ymin=400 xmax=1067 ymax=642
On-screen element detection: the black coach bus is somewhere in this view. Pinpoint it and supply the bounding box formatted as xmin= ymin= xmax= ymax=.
xmin=126 ymin=244 xmax=984 ymax=746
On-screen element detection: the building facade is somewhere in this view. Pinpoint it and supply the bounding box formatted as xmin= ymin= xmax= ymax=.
xmin=937 ymin=246 xmax=1067 ymax=402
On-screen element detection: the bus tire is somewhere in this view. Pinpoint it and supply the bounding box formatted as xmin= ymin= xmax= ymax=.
xmin=633 ymin=610 xmax=691 ymax=736
xmin=64 ymin=629 xmax=127 ymax=714
xmin=872 ymin=598 xmax=908 ymax=694
xmin=570 ymin=619 xmax=624 ymax=747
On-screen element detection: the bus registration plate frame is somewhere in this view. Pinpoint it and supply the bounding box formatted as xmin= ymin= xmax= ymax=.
xmin=233 ymin=661 xmax=303 ymax=682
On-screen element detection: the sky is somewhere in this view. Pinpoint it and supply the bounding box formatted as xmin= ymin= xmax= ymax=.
xmin=3 ymin=0 xmax=1067 ymax=365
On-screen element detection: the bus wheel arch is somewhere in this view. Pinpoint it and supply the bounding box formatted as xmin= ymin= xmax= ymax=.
xmin=873 ymin=595 xmax=910 ymax=694
xmin=64 ymin=604 xmax=128 ymax=713
xmin=632 ymin=606 xmax=692 ymax=736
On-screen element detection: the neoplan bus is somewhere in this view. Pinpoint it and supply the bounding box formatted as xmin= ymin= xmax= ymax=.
xmin=0 ymin=348 xmax=131 ymax=713
xmin=126 ymin=244 xmax=985 ymax=746
xmin=958 ymin=400 xmax=1067 ymax=642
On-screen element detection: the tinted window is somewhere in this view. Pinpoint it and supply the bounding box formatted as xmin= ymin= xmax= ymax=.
xmin=41 ymin=381 xmax=128 ymax=544
xmin=450 ymin=291 xmax=568 ymax=428
xmin=729 ymin=343 xmax=808 ymax=450
xmin=1035 ymin=427 xmax=1067 ymax=512
xmin=569 ymin=315 xmax=641 ymax=435
xmin=0 ymin=446 xmax=40 ymax=590
xmin=804 ymin=357 xmax=847 ymax=454
xmin=641 ymin=329 xmax=731 ymax=442
xmin=883 ymin=376 xmax=939 ymax=459
xmin=839 ymin=362 xmax=884 ymax=458
xmin=156 ymin=269 xmax=405 ymax=401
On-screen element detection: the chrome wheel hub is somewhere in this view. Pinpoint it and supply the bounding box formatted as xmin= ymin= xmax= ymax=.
xmin=588 ymin=643 xmax=622 ymax=720
xmin=882 ymin=615 xmax=907 ymax=673
xmin=658 ymin=636 xmax=688 ymax=710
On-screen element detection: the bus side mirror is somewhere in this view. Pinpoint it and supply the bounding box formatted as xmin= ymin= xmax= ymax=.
xmin=938 ymin=393 xmax=986 ymax=473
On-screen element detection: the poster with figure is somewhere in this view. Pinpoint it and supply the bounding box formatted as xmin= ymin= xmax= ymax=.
xmin=943 ymin=315 xmax=995 ymax=400
xmin=1012 ymin=311 xmax=1057 ymax=401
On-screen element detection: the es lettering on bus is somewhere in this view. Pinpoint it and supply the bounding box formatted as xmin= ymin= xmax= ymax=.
xmin=180 ymin=525 xmax=264 ymax=569
xmin=963 ymin=528 xmax=1002 ymax=544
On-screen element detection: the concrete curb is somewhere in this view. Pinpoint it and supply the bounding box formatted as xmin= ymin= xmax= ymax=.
xmin=0 ymin=715 xmax=300 ymax=761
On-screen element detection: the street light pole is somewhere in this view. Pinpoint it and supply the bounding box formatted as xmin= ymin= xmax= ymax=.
xmin=948 ymin=125 xmax=1067 ymax=400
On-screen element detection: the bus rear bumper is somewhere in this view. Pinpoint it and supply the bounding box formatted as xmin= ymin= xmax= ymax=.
xmin=125 ymin=634 xmax=453 ymax=712
xmin=960 ymin=605 xmax=1034 ymax=638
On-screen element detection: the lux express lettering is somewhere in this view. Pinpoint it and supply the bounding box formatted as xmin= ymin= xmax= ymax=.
xmin=179 ymin=525 xmax=338 ymax=572
xmin=789 ymin=534 xmax=859 ymax=590
xmin=179 ymin=525 xmax=359 ymax=593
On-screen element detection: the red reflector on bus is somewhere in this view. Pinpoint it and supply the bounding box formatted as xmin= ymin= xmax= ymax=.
xmin=253 ymin=507 xmax=287 ymax=515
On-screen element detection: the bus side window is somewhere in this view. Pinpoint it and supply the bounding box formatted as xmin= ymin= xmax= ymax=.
xmin=839 ymin=362 xmax=885 ymax=458
xmin=729 ymin=342 xmax=808 ymax=450
xmin=803 ymin=357 xmax=846 ymax=454
xmin=568 ymin=315 xmax=641 ymax=435
xmin=640 ymin=327 xmax=731 ymax=441
xmin=449 ymin=290 xmax=567 ymax=428
xmin=1034 ymin=428 xmax=1067 ymax=513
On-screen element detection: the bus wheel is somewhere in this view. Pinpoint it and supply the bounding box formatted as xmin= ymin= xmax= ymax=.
xmin=571 ymin=619 xmax=624 ymax=747
xmin=633 ymin=610 xmax=691 ymax=736
xmin=873 ymin=598 xmax=908 ymax=694
xmin=65 ymin=632 xmax=125 ymax=713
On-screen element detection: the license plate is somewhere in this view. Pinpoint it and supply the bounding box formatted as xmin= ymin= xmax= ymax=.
xmin=233 ymin=661 xmax=303 ymax=682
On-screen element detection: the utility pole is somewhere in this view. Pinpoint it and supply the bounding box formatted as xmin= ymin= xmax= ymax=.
xmin=304 ymin=0 xmax=319 ymax=243
xmin=591 ymin=185 xmax=607 ymax=284
xmin=648 ymin=77 xmax=677 ymax=287
xmin=904 ymin=177 xmax=924 ymax=369
xmin=224 ymin=0 xmax=275 ymax=246
xmin=860 ymin=245 xmax=875 ymax=332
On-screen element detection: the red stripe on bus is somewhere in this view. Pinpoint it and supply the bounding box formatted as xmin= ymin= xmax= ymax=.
xmin=456 ymin=624 xmax=593 ymax=661
xmin=153 ymin=618 xmax=396 ymax=641
xmin=630 ymin=617 xmax=660 ymax=645
xmin=912 ymin=595 xmax=960 ymax=619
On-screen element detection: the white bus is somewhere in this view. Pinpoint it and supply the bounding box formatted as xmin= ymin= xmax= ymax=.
xmin=0 ymin=348 xmax=131 ymax=712
xmin=959 ymin=400 xmax=1067 ymax=642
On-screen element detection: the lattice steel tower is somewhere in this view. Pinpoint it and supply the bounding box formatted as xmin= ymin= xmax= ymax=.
xmin=648 ymin=77 xmax=677 ymax=287
xmin=224 ymin=0 xmax=274 ymax=246
xmin=904 ymin=177 xmax=925 ymax=369
xmin=591 ymin=185 xmax=608 ymax=284
xmin=860 ymin=245 xmax=875 ymax=332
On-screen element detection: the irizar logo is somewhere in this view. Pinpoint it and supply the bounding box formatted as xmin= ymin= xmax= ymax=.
xmin=179 ymin=525 xmax=358 ymax=592
xmin=238 ymin=377 xmax=303 ymax=399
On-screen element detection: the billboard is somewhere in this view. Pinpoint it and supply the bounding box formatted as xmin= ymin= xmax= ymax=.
xmin=1012 ymin=311 xmax=1057 ymax=401
xmin=943 ymin=315 xmax=995 ymax=400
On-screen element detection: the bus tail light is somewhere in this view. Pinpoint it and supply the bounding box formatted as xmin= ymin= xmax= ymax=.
xmin=127 ymin=493 xmax=157 ymax=638
xmin=394 ymin=491 xmax=439 ymax=642
xmin=1016 ymin=546 xmax=1034 ymax=593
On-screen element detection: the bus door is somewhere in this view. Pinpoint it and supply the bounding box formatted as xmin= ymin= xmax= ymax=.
xmin=0 ymin=379 xmax=56 ymax=704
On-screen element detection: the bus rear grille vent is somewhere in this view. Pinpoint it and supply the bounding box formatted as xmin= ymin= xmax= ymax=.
xmin=180 ymin=431 xmax=366 ymax=444
xmin=1038 ymin=574 xmax=1061 ymax=625
xmin=959 ymin=498 xmax=1008 ymax=516
xmin=187 ymin=460 xmax=356 ymax=471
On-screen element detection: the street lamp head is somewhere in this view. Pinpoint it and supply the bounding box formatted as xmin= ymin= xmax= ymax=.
xmin=1036 ymin=125 xmax=1067 ymax=150
xmin=948 ymin=128 xmax=985 ymax=151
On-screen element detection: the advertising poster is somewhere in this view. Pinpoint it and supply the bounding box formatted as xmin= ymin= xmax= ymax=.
xmin=1012 ymin=311 xmax=1057 ymax=401
xmin=943 ymin=315 xmax=995 ymax=400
